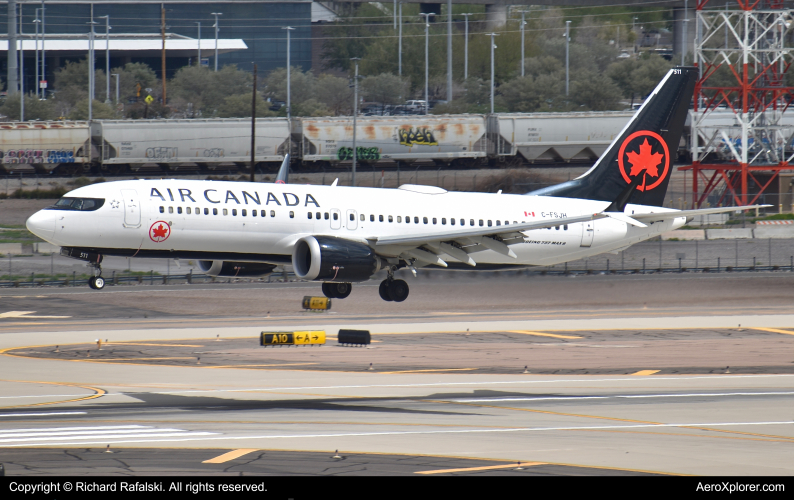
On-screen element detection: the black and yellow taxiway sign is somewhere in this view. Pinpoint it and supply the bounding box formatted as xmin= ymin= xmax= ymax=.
xmin=302 ymin=296 xmax=331 ymax=310
xmin=261 ymin=331 xmax=326 ymax=346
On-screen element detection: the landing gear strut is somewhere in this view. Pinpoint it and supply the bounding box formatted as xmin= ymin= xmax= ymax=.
xmin=379 ymin=268 xmax=409 ymax=302
xmin=322 ymin=282 xmax=352 ymax=299
xmin=87 ymin=262 xmax=105 ymax=290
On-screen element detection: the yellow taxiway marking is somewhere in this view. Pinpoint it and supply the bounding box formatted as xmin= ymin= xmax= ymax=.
xmin=378 ymin=368 xmax=478 ymax=374
xmin=507 ymin=330 xmax=583 ymax=339
xmin=202 ymin=449 xmax=259 ymax=464
xmin=631 ymin=370 xmax=660 ymax=376
xmin=416 ymin=462 xmax=545 ymax=475
xmin=0 ymin=379 xmax=106 ymax=409
xmin=0 ymin=311 xmax=71 ymax=319
xmin=752 ymin=327 xmax=794 ymax=336
xmin=105 ymin=343 xmax=206 ymax=347
xmin=100 ymin=357 xmax=196 ymax=361
xmin=207 ymin=363 xmax=318 ymax=369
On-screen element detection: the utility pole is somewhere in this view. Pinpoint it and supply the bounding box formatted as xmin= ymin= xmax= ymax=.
xmin=8 ymin=0 xmax=18 ymax=97
xmin=682 ymin=0 xmax=688 ymax=66
xmin=565 ymin=20 xmax=570 ymax=96
xmin=161 ymin=3 xmax=166 ymax=104
xmin=196 ymin=22 xmax=201 ymax=65
xmin=19 ymin=4 xmax=24 ymax=121
xmin=40 ymin=0 xmax=45 ymax=99
xmin=447 ymin=0 xmax=452 ymax=102
xmin=520 ymin=11 xmax=526 ymax=77
xmin=351 ymin=57 xmax=360 ymax=187
xmin=211 ymin=12 xmax=222 ymax=71
xmin=112 ymin=73 xmax=119 ymax=103
xmin=34 ymin=10 xmax=40 ymax=99
xmin=283 ymin=26 xmax=295 ymax=119
xmin=420 ymin=13 xmax=431 ymax=115
xmin=462 ymin=13 xmax=471 ymax=80
xmin=488 ymin=32 xmax=497 ymax=114
xmin=250 ymin=63 xmax=257 ymax=182
xmin=398 ymin=2 xmax=402 ymax=77
xmin=88 ymin=13 xmax=95 ymax=120
xmin=100 ymin=15 xmax=110 ymax=103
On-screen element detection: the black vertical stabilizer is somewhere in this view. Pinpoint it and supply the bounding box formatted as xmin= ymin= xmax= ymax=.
xmin=526 ymin=67 xmax=697 ymax=207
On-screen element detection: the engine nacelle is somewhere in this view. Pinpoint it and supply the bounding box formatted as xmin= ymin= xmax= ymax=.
xmin=292 ymin=235 xmax=382 ymax=282
xmin=198 ymin=261 xmax=277 ymax=278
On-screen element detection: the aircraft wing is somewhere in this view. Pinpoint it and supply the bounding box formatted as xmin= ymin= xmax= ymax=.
xmin=371 ymin=213 xmax=601 ymax=267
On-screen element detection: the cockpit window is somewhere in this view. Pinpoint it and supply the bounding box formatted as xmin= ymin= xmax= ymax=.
xmin=47 ymin=197 xmax=105 ymax=211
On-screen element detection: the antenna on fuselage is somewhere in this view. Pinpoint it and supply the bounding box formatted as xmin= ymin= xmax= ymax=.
xmin=275 ymin=154 xmax=290 ymax=184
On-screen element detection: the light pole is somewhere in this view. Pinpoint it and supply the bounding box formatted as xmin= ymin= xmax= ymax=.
xmin=19 ymin=3 xmax=24 ymax=121
xmin=88 ymin=8 xmax=97 ymax=120
xmin=196 ymin=22 xmax=201 ymax=66
xmin=211 ymin=12 xmax=222 ymax=71
xmin=487 ymin=32 xmax=498 ymax=114
xmin=565 ymin=20 xmax=570 ymax=97
xmin=40 ymin=0 xmax=45 ymax=99
xmin=398 ymin=2 xmax=402 ymax=77
xmin=99 ymin=15 xmax=110 ymax=103
xmin=34 ymin=11 xmax=40 ymax=99
xmin=111 ymin=73 xmax=119 ymax=104
xmin=682 ymin=0 xmax=688 ymax=66
xmin=8 ymin=0 xmax=18 ymax=98
xmin=419 ymin=13 xmax=431 ymax=115
xmin=351 ymin=57 xmax=360 ymax=187
xmin=462 ymin=13 xmax=472 ymax=80
xmin=633 ymin=17 xmax=638 ymax=54
xmin=447 ymin=0 xmax=452 ymax=102
xmin=283 ymin=26 xmax=295 ymax=119
xmin=520 ymin=11 xmax=527 ymax=77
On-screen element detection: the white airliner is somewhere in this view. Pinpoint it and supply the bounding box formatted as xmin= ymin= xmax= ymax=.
xmin=26 ymin=67 xmax=762 ymax=301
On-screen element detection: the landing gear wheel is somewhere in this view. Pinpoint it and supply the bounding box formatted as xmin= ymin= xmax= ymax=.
xmin=321 ymin=282 xmax=337 ymax=298
xmin=88 ymin=277 xmax=97 ymax=289
xmin=387 ymin=279 xmax=409 ymax=302
xmin=93 ymin=276 xmax=105 ymax=290
xmin=379 ymin=280 xmax=393 ymax=301
xmin=333 ymin=282 xmax=352 ymax=299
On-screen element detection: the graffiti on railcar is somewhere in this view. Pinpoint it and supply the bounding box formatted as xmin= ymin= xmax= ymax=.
xmin=337 ymin=147 xmax=380 ymax=161
xmin=145 ymin=147 xmax=178 ymax=159
xmin=202 ymin=148 xmax=225 ymax=158
xmin=398 ymin=127 xmax=439 ymax=147
xmin=0 ymin=149 xmax=75 ymax=164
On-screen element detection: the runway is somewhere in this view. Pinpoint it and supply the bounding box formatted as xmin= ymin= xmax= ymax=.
xmin=0 ymin=272 xmax=793 ymax=476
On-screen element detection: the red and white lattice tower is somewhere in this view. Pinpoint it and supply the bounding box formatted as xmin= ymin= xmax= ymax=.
xmin=688 ymin=0 xmax=794 ymax=209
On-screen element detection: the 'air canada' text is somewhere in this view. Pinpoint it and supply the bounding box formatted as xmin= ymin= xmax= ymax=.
xmin=150 ymin=188 xmax=320 ymax=207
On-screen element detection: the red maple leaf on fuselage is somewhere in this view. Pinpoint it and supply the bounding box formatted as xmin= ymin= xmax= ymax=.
xmin=625 ymin=138 xmax=664 ymax=178
xmin=152 ymin=224 xmax=168 ymax=238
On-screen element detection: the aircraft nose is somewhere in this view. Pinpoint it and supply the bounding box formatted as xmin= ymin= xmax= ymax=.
xmin=26 ymin=210 xmax=56 ymax=241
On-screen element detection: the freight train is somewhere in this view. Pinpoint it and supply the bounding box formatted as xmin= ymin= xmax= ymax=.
xmin=0 ymin=111 xmax=772 ymax=176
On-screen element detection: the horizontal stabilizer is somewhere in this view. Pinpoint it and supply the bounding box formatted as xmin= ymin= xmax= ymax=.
xmin=632 ymin=205 xmax=771 ymax=221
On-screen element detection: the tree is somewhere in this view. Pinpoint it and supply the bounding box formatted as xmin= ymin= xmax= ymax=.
xmin=500 ymin=74 xmax=566 ymax=112
xmin=169 ymin=64 xmax=251 ymax=117
xmin=606 ymin=54 xmax=672 ymax=104
xmin=315 ymin=74 xmax=354 ymax=115
xmin=361 ymin=73 xmax=409 ymax=114
xmin=0 ymin=93 xmax=57 ymax=121
xmin=68 ymin=99 xmax=116 ymax=120
xmin=262 ymin=67 xmax=317 ymax=110
xmin=570 ymin=72 xmax=623 ymax=111
xmin=216 ymin=93 xmax=275 ymax=118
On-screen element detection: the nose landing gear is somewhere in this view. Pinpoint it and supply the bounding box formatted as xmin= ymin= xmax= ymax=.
xmin=87 ymin=262 xmax=106 ymax=290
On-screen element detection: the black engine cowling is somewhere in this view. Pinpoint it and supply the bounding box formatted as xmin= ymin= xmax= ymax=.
xmin=198 ymin=261 xmax=277 ymax=277
xmin=292 ymin=235 xmax=382 ymax=282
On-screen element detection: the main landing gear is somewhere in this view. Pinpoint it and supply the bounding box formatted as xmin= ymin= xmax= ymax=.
xmin=322 ymin=282 xmax=352 ymax=299
xmin=378 ymin=267 xmax=409 ymax=303
xmin=87 ymin=262 xmax=106 ymax=290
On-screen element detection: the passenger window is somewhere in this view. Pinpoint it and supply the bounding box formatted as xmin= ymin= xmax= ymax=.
xmin=168 ymin=206 xmax=174 ymax=214
xmin=505 ymin=221 xmax=509 ymax=225
xmin=253 ymin=209 xmax=257 ymax=217
xmin=360 ymin=214 xmax=365 ymax=222
xmin=204 ymin=208 xmax=209 ymax=215
xmin=316 ymin=212 xmax=321 ymax=219
xmin=389 ymin=215 xmax=394 ymax=223
xmin=414 ymin=216 xmax=419 ymax=224
xmin=405 ymin=216 xmax=410 ymax=224
xmin=397 ymin=216 xmax=402 ymax=222
xmin=308 ymin=212 xmax=313 ymax=219
xmin=261 ymin=210 xmax=266 ymax=217
xmin=232 ymin=209 xmax=237 ymax=216
xmin=556 ymin=225 xmax=560 ymax=230
xmin=379 ymin=215 xmax=384 ymax=222
xmin=479 ymin=220 xmax=484 ymax=227
xmin=223 ymin=209 xmax=228 ymax=216
xmin=461 ymin=219 xmax=465 ymax=226
xmin=289 ymin=211 xmax=294 ymax=218
xmin=495 ymin=220 xmax=500 ymax=226
xmin=186 ymin=207 xmax=191 ymax=215
xmin=178 ymin=207 xmax=183 ymax=214
xmin=564 ymin=224 xmax=568 ymax=230
xmin=450 ymin=218 xmax=455 ymax=225
xmin=213 ymin=208 xmax=218 ymax=215
xmin=196 ymin=207 xmax=200 ymax=215
xmin=349 ymin=213 xmax=354 ymax=221
xmin=324 ymin=213 xmax=329 ymax=220
xmin=270 ymin=210 xmax=275 ymax=217
xmin=441 ymin=218 xmax=446 ymax=225
xmin=333 ymin=212 xmax=339 ymax=220
xmin=470 ymin=219 xmax=474 ymax=226
xmin=159 ymin=206 xmax=164 ymax=213
xmin=370 ymin=214 xmax=374 ymax=222
xmin=242 ymin=209 xmax=247 ymax=216
xmin=487 ymin=220 xmax=492 ymax=227
xmin=423 ymin=217 xmax=428 ymax=224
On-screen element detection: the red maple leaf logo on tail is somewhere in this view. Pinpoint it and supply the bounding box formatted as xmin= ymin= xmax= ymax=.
xmin=626 ymin=138 xmax=664 ymax=178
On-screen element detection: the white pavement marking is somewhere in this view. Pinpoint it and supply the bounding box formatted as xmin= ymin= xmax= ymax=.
xmin=0 ymin=425 xmax=217 ymax=446
xmin=2 ymin=374 xmax=794 ymax=401
xmin=0 ymin=311 xmax=71 ymax=319
xmin=0 ymin=421 xmax=790 ymax=448
xmin=454 ymin=391 xmax=794 ymax=403
xmin=0 ymin=411 xmax=87 ymax=417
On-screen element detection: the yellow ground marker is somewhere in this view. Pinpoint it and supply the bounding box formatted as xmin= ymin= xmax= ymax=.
xmin=631 ymin=370 xmax=660 ymax=376
xmin=101 ymin=357 xmax=196 ymax=361
xmin=752 ymin=327 xmax=794 ymax=336
xmin=416 ymin=462 xmax=544 ymax=474
xmin=207 ymin=363 xmax=318 ymax=369
xmin=377 ymin=368 xmax=478 ymax=374
xmin=202 ymin=449 xmax=259 ymax=464
xmin=507 ymin=330 xmax=582 ymax=339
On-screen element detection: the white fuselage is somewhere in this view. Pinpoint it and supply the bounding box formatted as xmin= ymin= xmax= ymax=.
xmin=26 ymin=179 xmax=686 ymax=269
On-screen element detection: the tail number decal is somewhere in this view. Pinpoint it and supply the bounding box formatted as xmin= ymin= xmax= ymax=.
xmin=149 ymin=221 xmax=171 ymax=243
xmin=617 ymin=130 xmax=670 ymax=192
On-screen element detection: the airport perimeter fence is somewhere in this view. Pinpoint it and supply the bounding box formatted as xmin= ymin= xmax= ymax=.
xmin=0 ymin=269 xmax=298 ymax=288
